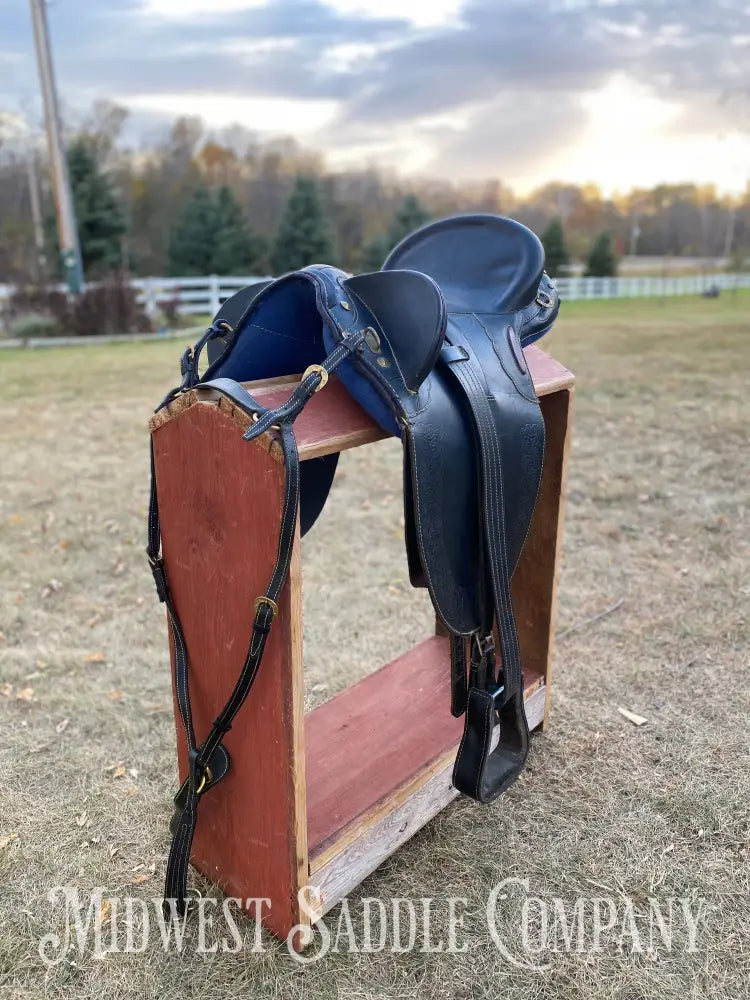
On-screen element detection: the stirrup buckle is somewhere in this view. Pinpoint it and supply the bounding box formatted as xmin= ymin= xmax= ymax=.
xmin=472 ymin=633 xmax=495 ymax=659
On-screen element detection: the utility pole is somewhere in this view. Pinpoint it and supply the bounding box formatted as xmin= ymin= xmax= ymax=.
xmin=25 ymin=142 xmax=47 ymax=278
xmin=29 ymin=0 xmax=84 ymax=292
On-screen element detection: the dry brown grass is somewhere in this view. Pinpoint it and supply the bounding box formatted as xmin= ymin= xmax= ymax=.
xmin=1 ymin=293 xmax=748 ymax=998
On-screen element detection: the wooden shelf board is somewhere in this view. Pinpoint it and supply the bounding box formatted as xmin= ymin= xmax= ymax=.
xmin=305 ymin=634 xmax=545 ymax=868
xmin=308 ymin=684 xmax=547 ymax=917
xmin=151 ymin=347 xmax=573 ymax=463
xmin=244 ymin=345 xmax=573 ymax=461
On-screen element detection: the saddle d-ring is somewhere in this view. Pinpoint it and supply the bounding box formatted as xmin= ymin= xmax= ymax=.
xmin=302 ymin=364 xmax=329 ymax=392
xmin=251 ymin=412 xmax=281 ymax=431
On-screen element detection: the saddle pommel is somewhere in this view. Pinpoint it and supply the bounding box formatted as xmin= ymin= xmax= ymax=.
xmin=343 ymin=269 xmax=446 ymax=392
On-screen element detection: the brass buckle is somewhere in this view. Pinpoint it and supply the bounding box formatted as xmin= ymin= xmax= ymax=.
xmin=195 ymin=765 xmax=213 ymax=795
xmin=254 ymin=595 xmax=279 ymax=619
xmin=302 ymin=364 xmax=328 ymax=392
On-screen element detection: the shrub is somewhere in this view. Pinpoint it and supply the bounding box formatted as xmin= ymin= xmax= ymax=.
xmin=68 ymin=277 xmax=152 ymax=337
xmin=157 ymin=296 xmax=181 ymax=327
xmin=8 ymin=275 xmax=152 ymax=337
xmin=10 ymin=287 xmax=70 ymax=329
xmin=9 ymin=312 xmax=61 ymax=340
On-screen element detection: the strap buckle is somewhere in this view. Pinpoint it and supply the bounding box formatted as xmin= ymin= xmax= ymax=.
xmin=472 ymin=633 xmax=495 ymax=659
xmin=147 ymin=552 xmax=169 ymax=603
xmin=254 ymin=595 xmax=279 ymax=619
xmin=188 ymin=748 xmax=215 ymax=796
xmin=302 ymin=364 xmax=329 ymax=392
xmin=194 ymin=765 xmax=213 ymax=796
xmin=536 ymin=289 xmax=554 ymax=309
xmin=180 ymin=348 xmax=198 ymax=389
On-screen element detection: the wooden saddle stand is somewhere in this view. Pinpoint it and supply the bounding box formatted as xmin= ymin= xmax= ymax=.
xmin=149 ymin=345 xmax=574 ymax=945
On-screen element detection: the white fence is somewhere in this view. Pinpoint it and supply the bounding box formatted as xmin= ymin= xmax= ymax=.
xmin=552 ymin=272 xmax=750 ymax=300
xmin=131 ymin=274 xmax=271 ymax=317
xmin=2 ymin=272 xmax=749 ymax=323
xmin=134 ymin=272 xmax=750 ymax=312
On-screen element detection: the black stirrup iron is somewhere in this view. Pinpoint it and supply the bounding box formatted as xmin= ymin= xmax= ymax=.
xmin=147 ymin=214 xmax=560 ymax=915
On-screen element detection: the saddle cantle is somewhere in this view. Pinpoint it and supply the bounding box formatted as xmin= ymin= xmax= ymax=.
xmin=147 ymin=214 xmax=560 ymax=915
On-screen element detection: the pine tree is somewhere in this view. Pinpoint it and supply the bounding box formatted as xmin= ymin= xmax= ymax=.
xmin=386 ymin=195 xmax=430 ymax=248
xmin=212 ymin=186 xmax=267 ymax=274
xmin=47 ymin=138 xmax=126 ymax=275
xmin=359 ymin=233 xmax=391 ymax=271
xmin=168 ymin=184 xmax=268 ymax=276
xmin=540 ymin=217 xmax=569 ymax=278
xmin=167 ymin=182 xmax=219 ymax=275
xmin=359 ymin=195 xmax=430 ymax=271
xmin=271 ymin=176 xmax=335 ymax=275
xmin=585 ymin=231 xmax=618 ymax=277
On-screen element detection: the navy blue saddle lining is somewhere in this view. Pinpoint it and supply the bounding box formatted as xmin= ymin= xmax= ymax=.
xmin=204 ymin=275 xmax=402 ymax=534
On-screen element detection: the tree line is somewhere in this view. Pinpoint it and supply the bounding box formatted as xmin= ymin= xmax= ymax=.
xmin=1 ymin=101 xmax=748 ymax=285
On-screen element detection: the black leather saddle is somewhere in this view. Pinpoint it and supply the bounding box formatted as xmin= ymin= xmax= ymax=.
xmin=148 ymin=214 xmax=560 ymax=915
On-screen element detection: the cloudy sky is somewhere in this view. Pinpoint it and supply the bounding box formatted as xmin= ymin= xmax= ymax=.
xmin=1 ymin=0 xmax=749 ymax=193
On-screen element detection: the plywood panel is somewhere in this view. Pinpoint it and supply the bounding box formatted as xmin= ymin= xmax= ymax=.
xmin=511 ymin=389 xmax=572 ymax=704
xmin=309 ymin=684 xmax=547 ymax=917
xmin=152 ymin=402 xmax=307 ymax=940
xmin=305 ymin=635 xmax=545 ymax=864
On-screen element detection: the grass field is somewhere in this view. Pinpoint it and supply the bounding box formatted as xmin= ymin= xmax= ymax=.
xmin=0 ymin=293 xmax=748 ymax=998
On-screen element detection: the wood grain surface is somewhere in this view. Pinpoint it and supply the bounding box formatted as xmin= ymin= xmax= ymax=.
xmin=152 ymin=402 xmax=307 ymax=940
xmin=305 ymin=635 xmax=545 ymax=864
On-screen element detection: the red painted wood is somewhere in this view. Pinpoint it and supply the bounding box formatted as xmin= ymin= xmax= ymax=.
xmin=243 ymin=348 xmax=573 ymax=461
xmin=512 ymin=390 xmax=571 ymax=682
xmin=150 ymin=342 xmax=573 ymax=940
xmin=305 ymin=635 xmax=545 ymax=858
xmin=525 ymin=345 xmax=575 ymax=395
xmin=248 ymin=376 xmax=389 ymax=459
xmin=152 ymin=402 xmax=304 ymax=940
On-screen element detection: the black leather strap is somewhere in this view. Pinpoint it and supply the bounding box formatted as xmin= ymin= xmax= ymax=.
xmin=149 ymin=398 xmax=300 ymax=917
xmin=441 ymin=344 xmax=530 ymax=803
xmin=450 ymin=634 xmax=468 ymax=718
xmin=148 ymin=328 xmax=365 ymax=917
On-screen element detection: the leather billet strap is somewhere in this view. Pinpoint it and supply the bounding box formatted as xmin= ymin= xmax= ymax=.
xmin=440 ymin=342 xmax=531 ymax=804
xmin=450 ymin=634 xmax=468 ymax=718
xmin=148 ymin=327 xmax=365 ymax=917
